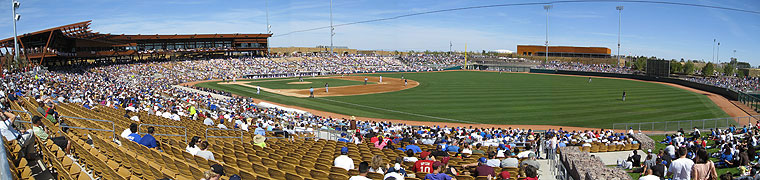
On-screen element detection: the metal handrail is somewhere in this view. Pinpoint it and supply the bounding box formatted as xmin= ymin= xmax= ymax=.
xmin=61 ymin=116 xmax=115 ymax=138
xmin=205 ymin=128 xmax=244 ymax=143
xmin=59 ymin=125 xmax=114 ymax=132
xmin=138 ymin=124 xmax=188 ymax=144
xmin=8 ymin=109 xmax=32 ymax=121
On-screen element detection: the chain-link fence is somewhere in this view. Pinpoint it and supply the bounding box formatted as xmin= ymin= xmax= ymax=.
xmin=612 ymin=115 xmax=760 ymax=133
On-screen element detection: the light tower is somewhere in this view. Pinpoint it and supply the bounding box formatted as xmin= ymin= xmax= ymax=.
xmin=329 ymin=0 xmax=334 ymax=57
xmin=266 ymin=0 xmax=271 ymax=57
xmin=543 ymin=4 xmax=552 ymax=64
xmin=616 ymin=6 xmax=623 ymax=66
xmin=11 ymin=0 xmax=21 ymax=65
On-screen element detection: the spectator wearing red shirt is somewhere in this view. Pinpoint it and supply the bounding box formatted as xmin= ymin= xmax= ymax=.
xmin=415 ymin=151 xmax=436 ymax=173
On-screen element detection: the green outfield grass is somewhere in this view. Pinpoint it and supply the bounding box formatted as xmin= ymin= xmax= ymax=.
xmin=246 ymin=78 xmax=374 ymax=89
xmin=196 ymin=71 xmax=729 ymax=128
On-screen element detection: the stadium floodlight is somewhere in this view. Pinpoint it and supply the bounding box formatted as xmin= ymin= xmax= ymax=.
xmin=543 ymin=5 xmax=552 ymax=64
xmin=11 ymin=0 xmax=20 ymax=63
xmin=616 ymin=6 xmax=623 ymax=66
xmin=712 ymin=39 xmax=716 ymax=63
xmin=717 ymin=42 xmax=720 ymax=63
xmin=329 ymin=0 xmax=334 ymax=58
xmin=266 ymin=0 xmax=271 ymax=57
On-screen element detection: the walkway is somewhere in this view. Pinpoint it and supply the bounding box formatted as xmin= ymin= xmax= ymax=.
xmin=171 ymin=85 xmax=231 ymax=100
xmin=591 ymin=150 xmax=646 ymax=166
xmin=537 ymin=159 xmax=557 ymax=180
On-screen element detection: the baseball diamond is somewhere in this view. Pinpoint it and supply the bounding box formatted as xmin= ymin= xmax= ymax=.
xmin=196 ymin=71 xmax=731 ymax=128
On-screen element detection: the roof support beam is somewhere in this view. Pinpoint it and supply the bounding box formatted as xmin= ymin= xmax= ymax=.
xmin=39 ymin=30 xmax=54 ymax=66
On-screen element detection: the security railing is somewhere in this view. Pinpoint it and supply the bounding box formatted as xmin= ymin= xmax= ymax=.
xmin=61 ymin=116 xmax=115 ymax=138
xmin=206 ymin=128 xmax=244 ymax=143
xmin=138 ymin=124 xmax=188 ymax=144
xmin=612 ymin=115 xmax=760 ymax=133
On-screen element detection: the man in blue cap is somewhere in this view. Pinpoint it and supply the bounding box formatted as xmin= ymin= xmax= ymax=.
xmin=334 ymin=147 xmax=355 ymax=170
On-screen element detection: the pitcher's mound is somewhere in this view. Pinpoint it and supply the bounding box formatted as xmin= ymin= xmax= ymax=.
xmin=287 ymin=81 xmax=312 ymax=84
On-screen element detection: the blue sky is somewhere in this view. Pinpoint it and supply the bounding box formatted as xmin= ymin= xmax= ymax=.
xmin=1 ymin=0 xmax=758 ymax=65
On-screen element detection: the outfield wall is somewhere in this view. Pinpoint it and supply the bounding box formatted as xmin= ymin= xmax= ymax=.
xmin=530 ymin=69 xmax=739 ymax=100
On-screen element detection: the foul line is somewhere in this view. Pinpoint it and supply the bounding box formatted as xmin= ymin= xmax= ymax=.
xmin=315 ymin=98 xmax=482 ymax=124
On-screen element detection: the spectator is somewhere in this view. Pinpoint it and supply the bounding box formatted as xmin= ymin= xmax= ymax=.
xmin=254 ymin=124 xmax=265 ymax=136
xmin=31 ymin=115 xmax=71 ymax=154
xmin=414 ymin=151 xmax=435 ymax=173
xmin=406 ymin=141 xmax=422 ymax=153
xmin=638 ymin=168 xmax=660 ymax=180
xmin=691 ymin=148 xmax=717 ymax=180
xmin=486 ymin=152 xmax=500 ymax=167
xmin=335 ymin=147 xmax=355 ymax=170
xmin=203 ymin=115 xmax=214 ymax=126
xmin=520 ymin=153 xmax=540 ymax=170
xmin=253 ymin=134 xmax=266 ymax=148
xmin=668 ymin=147 xmax=694 ymax=180
xmin=403 ymin=149 xmax=419 ymax=163
xmin=472 ymin=157 xmax=495 ymax=178
xmin=386 ymin=157 xmax=408 ymax=178
xmin=194 ymin=141 xmax=215 ymax=161
xmin=201 ymin=164 xmax=224 ymax=180
xmin=126 ymin=125 xmax=141 ymax=143
xmin=424 ymin=161 xmax=456 ymax=180
xmin=138 ymin=126 xmax=158 ymax=149
xmin=338 ymin=133 xmax=351 ymax=143
xmin=524 ymin=165 xmax=538 ymax=180
xmin=186 ymin=136 xmax=201 ymax=155
xmin=350 ymin=161 xmax=371 ymax=180
xmin=500 ymin=153 xmax=519 ymax=168
xmin=715 ymin=146 xmax=734 ymax=168
xmin=1 ymin=111 xmax=25 ymax=141
xmin=121 ymin=123 xmax=137 ymax=139
xmin=440 ymin=157 xmax=457 ymax=176
xmin=369 ymin=155 xmax=388 ymax=174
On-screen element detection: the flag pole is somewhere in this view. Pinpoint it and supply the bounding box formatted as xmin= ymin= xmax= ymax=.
xmin=464 ymin=43 xmax=468 ymax=70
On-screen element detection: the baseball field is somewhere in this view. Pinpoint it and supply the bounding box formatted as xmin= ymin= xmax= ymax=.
xmin=195 ymin=71 xmax=729 ymax=128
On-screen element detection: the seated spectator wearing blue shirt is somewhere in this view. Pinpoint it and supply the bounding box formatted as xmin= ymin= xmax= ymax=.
xmin=126 ymin=124 xmax=141 ymax=143
xmin=254 ymin=124 xmax=265 ymax=136
xmin=446 ymin=143 xmax=460 ymax=153
xmin=716 ymin=147 xmax=735 ymax=168
xmin=338 ymin=133 xmax=351 ymax=143
xmin=139 ymin=127 xmax=158 ymax=149
xmin=406 ymin=143 xmax=422 ymax=153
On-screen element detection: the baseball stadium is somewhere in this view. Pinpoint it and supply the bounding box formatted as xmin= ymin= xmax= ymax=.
xmin=0 ymin=1 xmax=759 ymax=180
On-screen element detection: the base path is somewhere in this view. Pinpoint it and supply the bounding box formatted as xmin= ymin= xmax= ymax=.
xmin=221 ymin=76 xmax=419 ymax=98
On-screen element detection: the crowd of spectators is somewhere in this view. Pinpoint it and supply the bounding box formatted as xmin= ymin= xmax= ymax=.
xmin=0 ymin=54 xmax=575 ymax=179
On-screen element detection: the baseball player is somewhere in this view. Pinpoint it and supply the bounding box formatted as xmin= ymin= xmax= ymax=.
xmin=622 ymin=90 xmax=626 ymax=101
xmin=309 ymin=87 xmax=314 ymax=98
xmin=256 ymin=85 xmax=260 ymax=95
xmin=379 ymin=75 xmax=383 ymax=83
xmin=588 ymin=77 xmax=592 ymax=83
xmin=299 ymin=76 xmax=303 ymax=82
xmin=325 ymin=83 xmax=329 ymax=93
xmin=404 ymin=79 xmax=408 ymax=86
xmin=401 ymin=74 xmax=404 ymax=79
xmin=364 ymin=77 xmax=368 ymax=85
